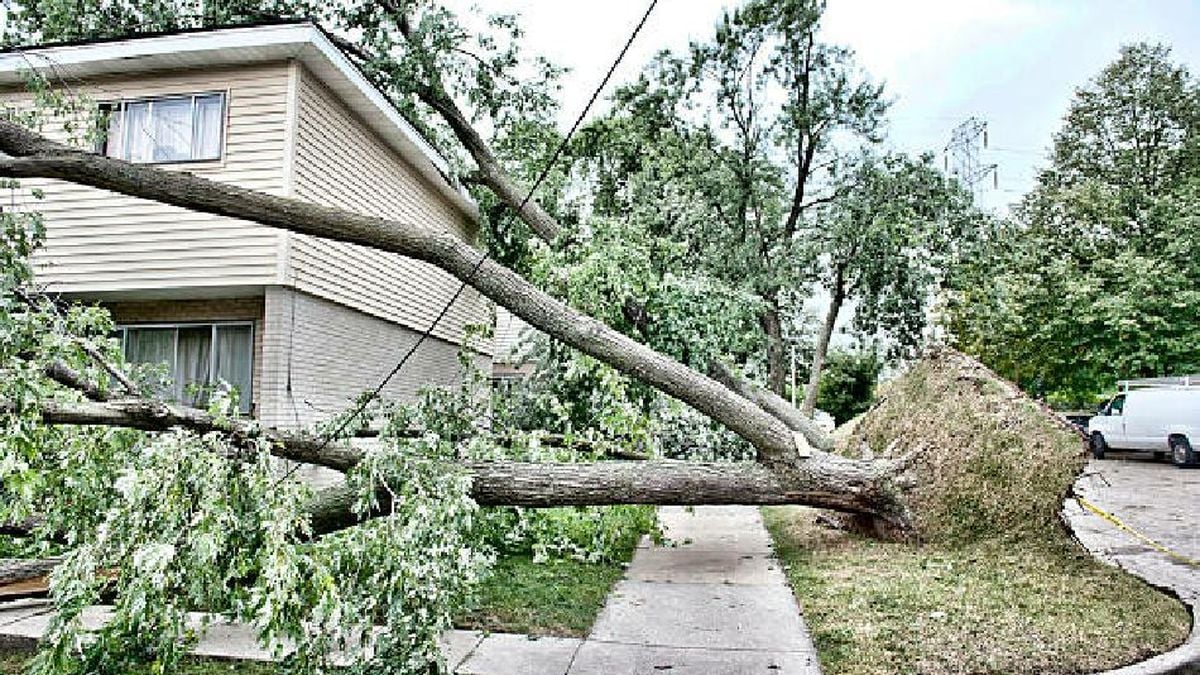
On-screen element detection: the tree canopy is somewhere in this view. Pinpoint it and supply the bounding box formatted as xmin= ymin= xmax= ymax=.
xmin=946 ymin=43 xmax=1200 ymax=405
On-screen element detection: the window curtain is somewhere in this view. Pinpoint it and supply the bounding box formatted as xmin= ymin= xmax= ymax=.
xmin=176 ymin=326 xmax=212 ymax=407
xmin=193 ymin=94 xmax=224 ymax=161
xmin=125 ymin=327 xmax=175 ymax=398
xmin=103 ymin=106 xmax=124 ymax=158
xmin=214 ymin=324 xmax=253 ymax=412
xmin=123 ymin=101 xmax=154 ymax=163
xmin=152 ymin=98 xmax=193 ymax=162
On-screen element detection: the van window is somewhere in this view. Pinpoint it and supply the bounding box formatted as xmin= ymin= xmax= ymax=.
xmin=1108 ymin=394 xmax=1126 ymax=416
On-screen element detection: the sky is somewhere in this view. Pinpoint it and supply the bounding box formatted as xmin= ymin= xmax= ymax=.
xmin=450 ymin=0 xmax=1200 ymax=212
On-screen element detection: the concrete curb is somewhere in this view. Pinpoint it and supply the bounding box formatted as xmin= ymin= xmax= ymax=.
xmin=1091 ymin=617 xmax=1199 ymax=675
xmin=1064 ymin=463 xmax=1200 ymax=675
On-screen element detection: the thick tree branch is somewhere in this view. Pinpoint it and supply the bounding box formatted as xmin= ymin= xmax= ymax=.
xmin=42 ymin=361 xmax=109 ymax=402
xmin=0 ymin=121 xmax=813 ymax=465
xmin=409 ymin=83 xmax=561 ymax=242
xmin=708 ymin=360 xmax=833 ymax=450
xmin=78 ymin=342 xmax=139 ymax=395
xmin=12 ymin=397 xmax=364 ymax=472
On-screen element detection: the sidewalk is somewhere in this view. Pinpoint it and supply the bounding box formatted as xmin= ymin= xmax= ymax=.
xmin=567 ymin=505 xmax=821 ymax=674
xmin=0 ymin=506 xmax=821 ymax=674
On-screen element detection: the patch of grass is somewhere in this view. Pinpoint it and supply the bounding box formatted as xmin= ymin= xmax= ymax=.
xmin=763 ymin=506 xmax=1190 ymax=675
xmin=454 ymin=553 xmax=628 ymax=637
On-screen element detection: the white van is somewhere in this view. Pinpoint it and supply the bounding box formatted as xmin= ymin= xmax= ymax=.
xmin=1088 ymin=377 xmax=1200 ymax=467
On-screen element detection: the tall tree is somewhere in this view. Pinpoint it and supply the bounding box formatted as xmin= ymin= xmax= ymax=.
xmin=688 ymin=0 xmax=888 ymax=396
xmin=798 ymin=151 xmax=974 ymax=414
xmin=946 ymin=43 xmax=1200 ymax=403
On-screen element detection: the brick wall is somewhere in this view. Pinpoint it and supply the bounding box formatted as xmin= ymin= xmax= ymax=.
xmin=259 ymin=287 xmax=486 ymax=430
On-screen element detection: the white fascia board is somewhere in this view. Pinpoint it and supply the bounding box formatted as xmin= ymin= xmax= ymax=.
xmin=0 ymin=23 xmax=480 ymax=223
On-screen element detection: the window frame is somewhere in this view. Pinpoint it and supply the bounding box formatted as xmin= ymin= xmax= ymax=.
xmin=99 ymin=91 xmax=229 ymax=165
xmin=116 ymin=320 xmax=254 ymax=412
xmin=1108 ymin=394 xmax=1126 ymax=416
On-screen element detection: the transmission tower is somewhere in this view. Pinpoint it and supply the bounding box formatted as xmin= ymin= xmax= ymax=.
xmin=943 ymin=117 xmax=997 ymax=195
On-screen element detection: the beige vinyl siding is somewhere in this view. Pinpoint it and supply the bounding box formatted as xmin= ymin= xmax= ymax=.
xmin=288 ymin=67 xmax=487 ymax=345
xmin=0 ymin=63 xmax=292 ymax=293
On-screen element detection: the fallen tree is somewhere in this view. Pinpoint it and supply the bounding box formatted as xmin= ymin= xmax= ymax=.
xmin=0 ymin=119 xmax=911 ymax=534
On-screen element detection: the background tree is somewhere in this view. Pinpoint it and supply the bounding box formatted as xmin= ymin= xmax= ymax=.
xmin=946 ymin=43 xmax=1200 ymax=404
xmin=799 ymin=151 xmax=975 ymax=414
xmin=571 ymin=0 xmax=887 ymax=397
xmin=815 ymin=347 xmax=882 ymax=425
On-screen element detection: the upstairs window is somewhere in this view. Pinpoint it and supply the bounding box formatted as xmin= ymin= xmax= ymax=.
xmin=117 ymin=322 xmax=253 ymax=413
xmin=100 ymin=93 xmax=225 ymax=163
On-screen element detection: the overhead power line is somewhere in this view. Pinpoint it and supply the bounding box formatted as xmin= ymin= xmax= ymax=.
xmin=287 ymin=0 xmax=661 ymax=475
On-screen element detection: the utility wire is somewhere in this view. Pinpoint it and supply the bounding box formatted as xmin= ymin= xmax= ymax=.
xmin=284 ymin=0 xmax=660 ymax=480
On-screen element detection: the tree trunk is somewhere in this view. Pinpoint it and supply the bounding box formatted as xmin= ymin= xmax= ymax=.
xmin=760 ymin=297 xmax=788 ymax=396
xmin=306 ymin=458 xmax=902 ymax=536
xmin=802 ymin=271 xmax=846 ymax=416
xmin=19 ymin=397 xmax=906 ymax=532
xmin=0 ymin=558 xmax=59 ymax=587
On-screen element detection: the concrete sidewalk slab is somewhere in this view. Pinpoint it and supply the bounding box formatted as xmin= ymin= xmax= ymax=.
xmin=657 ymin=506 xmax=775 ymax=553
xmin=570 ymin=641 xmax=818 ymax=674
xmin=456 ymin=632 xmax=581 ymax=675
xmin=624 ymin=547 xmax=785 ymax=585
xmin=588 ymin=580 xmax=810 ymax=651
xmin=576 ymin=505 xmax=820 ymax=674
xmin=440 ymin=630 xmax=484 ymax=671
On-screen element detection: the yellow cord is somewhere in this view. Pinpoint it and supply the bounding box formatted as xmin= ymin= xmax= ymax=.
xmin=1075 ymin=496 xmax=1200 ymax=568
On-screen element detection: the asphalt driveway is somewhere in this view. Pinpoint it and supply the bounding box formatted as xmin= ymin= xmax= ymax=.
xmin=1067 ymin=455 xmax=1199 ymax=605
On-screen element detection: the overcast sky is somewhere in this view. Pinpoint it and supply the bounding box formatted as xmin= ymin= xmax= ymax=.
xmin=453 ymin=0 xmax=1200 ymax=212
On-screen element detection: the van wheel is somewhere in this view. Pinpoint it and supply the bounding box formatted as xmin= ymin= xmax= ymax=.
xmin=1170 ymin=436 xmax=1196 ymax=467
xmin=1090 ymin=433 xmax=1108 ymax=460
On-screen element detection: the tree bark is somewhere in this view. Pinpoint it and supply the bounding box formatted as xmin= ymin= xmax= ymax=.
xmin=708 ymin=360 xmax=832 ymax=451
xmin=802 ymin=268 xmax=846 ymax=416
xmin=759 ymin=296 xmax=788 ymax=397
xmin=0 ymin=121 xmax=816 ymax=463
xmin=0 ymin=558 xmax=59 ymax=587
xmin=307 ymin=458 xmax=902 ymax=536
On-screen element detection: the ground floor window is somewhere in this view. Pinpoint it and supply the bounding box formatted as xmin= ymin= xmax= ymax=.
xmin=117 ymin=322 xmax=253 ymax=413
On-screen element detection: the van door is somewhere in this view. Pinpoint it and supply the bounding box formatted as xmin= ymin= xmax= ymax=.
xmin=1120 ymin=392 xmax=1158 ymax=450
xmin=1102 ymin=394 xmax=1129 ymax=448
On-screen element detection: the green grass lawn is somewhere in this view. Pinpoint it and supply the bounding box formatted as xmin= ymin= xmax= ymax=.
xmin=454 ymin=553 xmax=627 ymax=637
xmin=763 ymin=505 xmax=1191 ymax=675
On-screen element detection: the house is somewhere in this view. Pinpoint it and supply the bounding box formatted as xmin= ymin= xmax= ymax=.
xmin=0 ymin=21 xmax=492 ymax=429
xmin=490 ymin=306 xmax=535 ymax=389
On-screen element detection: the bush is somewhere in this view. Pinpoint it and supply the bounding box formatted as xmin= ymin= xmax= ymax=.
xmin=816 ymin=349 xmax=883 ymax=426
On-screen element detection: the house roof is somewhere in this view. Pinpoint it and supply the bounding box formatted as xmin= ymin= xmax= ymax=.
xmin=0 ymin=21 xmax=479 ymax=222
